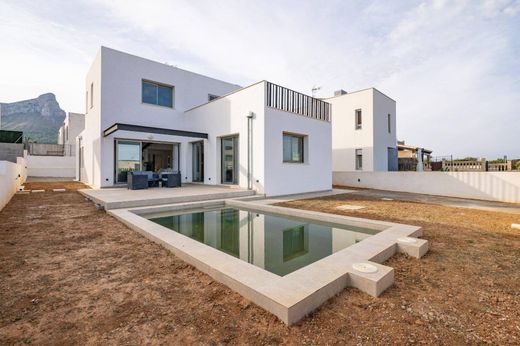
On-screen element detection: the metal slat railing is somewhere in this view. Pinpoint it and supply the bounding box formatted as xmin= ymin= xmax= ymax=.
xmin=265 ymin=82 xmax=330 ymax=122
xmin=28 ymin=143 xmax=76 ymax=156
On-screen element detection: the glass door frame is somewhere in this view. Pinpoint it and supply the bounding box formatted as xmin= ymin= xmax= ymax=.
xmin=114 ymin=139 xmax=142 ymax=184
xmin=192 ymin=140 xmax=204 ymax=182
xmin=220 ymin=135 xmax=238 ymax=185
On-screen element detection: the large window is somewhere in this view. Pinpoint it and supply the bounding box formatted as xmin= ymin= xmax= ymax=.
xmin=142 ymin=80 xmax=173 ymax=108
xmin=283 ymin=133 xmax=304 ymax=163
xmin=355 ymin=109 xmax=362 ymax=129
xmin=355 ymin=149 xmax=363 ymax=170
xmin=221 ymin=136 xmax=238 ymax=184
xmin=116 ymin=141 xmax=141 ymax=183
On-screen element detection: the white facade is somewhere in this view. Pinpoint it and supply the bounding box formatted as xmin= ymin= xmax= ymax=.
xmin=78 ymin=47 xmax=331 ymax=196
xmin=58 ymin=112 xmax=85 ymax=146
xmin=328 ymin=88 xmax=397 ymax=172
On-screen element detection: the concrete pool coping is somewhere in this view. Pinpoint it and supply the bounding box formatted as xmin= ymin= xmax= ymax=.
xmin=108 ymin=198 xmax=428 ymax=325
xmin=79 ymin=184 xmax=256 ymax=210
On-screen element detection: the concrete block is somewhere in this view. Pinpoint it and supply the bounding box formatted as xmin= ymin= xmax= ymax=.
xmin=348 ymin=262 xmax=394 ymax=297
xmin=397 ymin=238 xmax=429 ymax=258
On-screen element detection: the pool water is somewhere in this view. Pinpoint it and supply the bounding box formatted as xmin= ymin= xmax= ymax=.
xmin=147 ymin=207 xmax=379 ymax=276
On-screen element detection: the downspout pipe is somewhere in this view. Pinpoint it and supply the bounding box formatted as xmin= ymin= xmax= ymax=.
xmin=246 ymin=112 xmax=255 ymax=190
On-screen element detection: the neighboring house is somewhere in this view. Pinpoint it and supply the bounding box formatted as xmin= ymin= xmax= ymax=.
xmin=397 ymin=140 xmax=433 ymax=171
xmin=327 ymin=88 xmax=397 ymax=172
xmin=397 ymin=140 xmax=432 ymax=159
xmin=77 ymin=47 xmax=331 ymax=196
xmin=58 ymin=112 xmax=85 ymax=147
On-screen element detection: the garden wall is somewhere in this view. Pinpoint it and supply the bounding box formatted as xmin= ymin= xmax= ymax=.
xmin=26 ymin=155 xmax=75 ymax=178
xmin=333 ymin=171 xmax=520 ymax=203
xmin=0 ymin=157 xmax=27 ymax=210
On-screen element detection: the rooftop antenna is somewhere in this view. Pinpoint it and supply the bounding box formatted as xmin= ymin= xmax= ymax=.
xmin=311 ymin=85 xmax=321 ymax=98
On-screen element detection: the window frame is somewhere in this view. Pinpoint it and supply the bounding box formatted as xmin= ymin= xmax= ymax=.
xmin=355 ymin=148 xmax=363 ymax=170
xmin=283 ymin=132 xmax=305 ymax=164
xmin=355 ymin=109 xmax=362 ymax=130
xmin=90 ymin=83 xmax=94 ymax=109
xmin=141 ymin=79 xmax=174 ymax=108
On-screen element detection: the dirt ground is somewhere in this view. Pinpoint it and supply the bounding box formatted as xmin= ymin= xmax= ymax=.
xmin=1 ymin=182 xmax=520 ymax=345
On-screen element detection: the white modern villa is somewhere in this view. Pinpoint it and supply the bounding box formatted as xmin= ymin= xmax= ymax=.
xmin=328 ymin=89 xmax=397 ymax=172
xmin=77 ymin=47 xmax=396 ymax=196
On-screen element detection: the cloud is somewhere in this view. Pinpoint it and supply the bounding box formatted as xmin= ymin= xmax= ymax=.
xmin=0 ymin=0 xmax=518 ymax=158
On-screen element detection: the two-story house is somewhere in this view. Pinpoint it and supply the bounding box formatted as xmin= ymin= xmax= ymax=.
xmin=77 ymin=47 xmax=332 ymax=196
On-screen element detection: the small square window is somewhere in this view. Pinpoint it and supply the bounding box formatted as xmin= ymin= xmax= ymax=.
xmin=355 ymin=149 xmax=363 ymax=170
xmin=283 ymin=133 xmax=304 ymax=163
xmin=355 ymin=109 xmax=362 ymax=130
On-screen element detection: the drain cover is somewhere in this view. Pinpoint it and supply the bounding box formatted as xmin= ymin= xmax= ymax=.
xmin=397 ymin=237 xmax=417 ymax=244
xmin=352 ymin=262 xmax=378 ymax=274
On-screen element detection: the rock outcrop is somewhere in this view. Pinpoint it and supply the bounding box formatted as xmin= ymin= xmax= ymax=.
xmin=0 ymin=93 xmax=66 ymax=143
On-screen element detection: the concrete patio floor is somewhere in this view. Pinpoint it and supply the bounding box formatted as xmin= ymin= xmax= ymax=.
xmin=79 ymin=183 xmax=256 ymax=210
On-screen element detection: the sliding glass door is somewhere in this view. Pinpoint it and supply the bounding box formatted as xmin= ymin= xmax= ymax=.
xmin=116 ymin=140 xmax=141 ymax=183
xmin=221 ymin=136 xmax=238 ymax=184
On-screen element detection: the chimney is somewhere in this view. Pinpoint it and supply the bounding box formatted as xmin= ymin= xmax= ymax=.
xmin=334 ymin=89 xmax=347 ymax=97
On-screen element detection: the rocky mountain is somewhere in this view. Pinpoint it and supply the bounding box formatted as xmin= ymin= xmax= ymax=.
xmin=0 ymin=93 xmax=65 ymax=143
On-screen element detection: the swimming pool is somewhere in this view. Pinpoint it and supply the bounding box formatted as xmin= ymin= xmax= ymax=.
xmin=146 ymin=207 xmax=379 ymax=276
xmin=109 ymin=198 xmax=427 ymax=325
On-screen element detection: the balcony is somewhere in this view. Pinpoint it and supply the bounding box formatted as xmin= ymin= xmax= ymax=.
xmin=266 ymin=82 xmax=330 ymax=122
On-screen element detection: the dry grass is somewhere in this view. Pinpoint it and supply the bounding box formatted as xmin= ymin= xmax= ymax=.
xmin=1 ymin=184 xmax=519 ymax=345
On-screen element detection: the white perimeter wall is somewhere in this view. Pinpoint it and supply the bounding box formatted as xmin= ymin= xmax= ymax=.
xmin=0 ymin=157 xmax=27 ymax=210
xmin=333 ymin=171 xmax=520 ymax=203
xmin=27 ymin=155 xmax=76 ymax=178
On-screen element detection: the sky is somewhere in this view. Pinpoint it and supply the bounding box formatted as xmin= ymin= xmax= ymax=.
xmin=0 ymin=0 xmax=519 ymax=159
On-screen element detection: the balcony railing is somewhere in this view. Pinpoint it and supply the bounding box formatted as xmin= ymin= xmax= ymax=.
xmin=28 ymin=143 xmax=75 ymax=156
xmin=266 ymin=82 xmax=330 ymax=122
